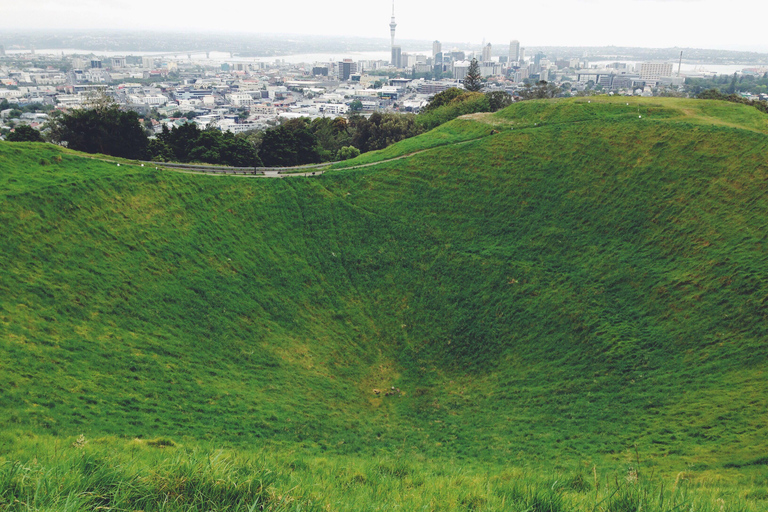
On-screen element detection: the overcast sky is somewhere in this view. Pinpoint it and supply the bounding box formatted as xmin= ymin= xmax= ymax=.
xmin=2 ymin=0 xmax=766 ymax=53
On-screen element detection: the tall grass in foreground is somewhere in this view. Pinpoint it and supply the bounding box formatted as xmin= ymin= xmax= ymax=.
xmin=0 ymin=437 xmax=760 ymax=511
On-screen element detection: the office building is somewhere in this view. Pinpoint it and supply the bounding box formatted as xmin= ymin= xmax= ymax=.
xmin=433 ymin=40 xmax=441 ymax=58
xmin=639 ymin=62 xmax=673 ymax=81
xmin=338 ymin=59 xmax=358 ymax=80
xmin=482 ymin=43 xmax=492 ymax=63
xmin=509 ymin=40 xmax=520 ymax=64
xmin=391 ymin=46 xmax=402 ymax=68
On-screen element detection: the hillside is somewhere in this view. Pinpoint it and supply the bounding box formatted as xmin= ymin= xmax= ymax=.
xmin=1 ymin=97 xmax=768 ymax=511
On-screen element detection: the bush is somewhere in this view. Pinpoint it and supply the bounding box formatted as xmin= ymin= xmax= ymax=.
xmin=336 ymin=145 xmax=361 ymax=161
xmin=417 ymin=92 xmax=490 ymax=130
xmin=7 ymin=125 xmax=44 ymax=143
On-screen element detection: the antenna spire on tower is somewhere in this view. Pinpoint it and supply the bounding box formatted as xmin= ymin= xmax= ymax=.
xmin=389 ymin=1 xmax=397 ymax=48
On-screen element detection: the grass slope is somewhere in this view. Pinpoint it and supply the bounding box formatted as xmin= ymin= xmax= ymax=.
xmin=1 ymin=97 xmax=768 ymax=510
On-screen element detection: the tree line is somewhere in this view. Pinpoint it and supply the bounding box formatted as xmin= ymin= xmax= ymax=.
xmin=5 ymin=88 xmax=514 ymax=167
xmin=696 ymin=88 xmax=768 ymax=115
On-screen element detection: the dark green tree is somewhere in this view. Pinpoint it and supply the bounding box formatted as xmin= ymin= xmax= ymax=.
xmin=7 ymin=125 xmax=44 ymax=142
xmin=151 ymin=124 xmax=261 ymax=167
xmin=463 ymin=59 xmax=483 ymax=92
xmin=423 ymin=88 xmax=467 ymax=112
xmin=728 ymin=72 xmax=738 ymax=94
xmin=350 ymin=112 xmax=422 ymax=153
xmin=519 ymin=81 xmax=561 ymax=100
xmin=48 ymin=102 xmax=148 ymax=159
xmin=258 ymin=118 xmax=320 ymax=167
xmin=485 ymin=91 xmax=513 ymax=112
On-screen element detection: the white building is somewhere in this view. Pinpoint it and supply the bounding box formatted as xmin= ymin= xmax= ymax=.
xmin=639 ymin=62 xmax=673 ymax=81
xmin=315 ymin=103 xmax=349 ymax=115
xmin=218 ymin=120 xmax=260 ymax=134
xmin=143 ymin=95 xmax=168 ymax=106
xmin=227 ymin=93 xmax=253 ymax=106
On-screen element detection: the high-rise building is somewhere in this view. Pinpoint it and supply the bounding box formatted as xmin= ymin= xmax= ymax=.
xmin=391 ymin=46 xmax=402 ymax=68
xmin=389 ymin=1 xmax=397 ymax=48
xmin=519 ymin=47 xmax=526 ymax=63
xmin=482 ymin=43 xmax=492 ymax=63
xmin=434 ymin=51 xmax=443 ymax=76
xmin=509 ymin=40 xmax=520 ymax=64
xmin=338 ymin=59 xmax=358 ymax=80
xmin=534 ymin=52 xmax=545 ymax=67
xmin=433 ymin=40 xmax=441 ymax=58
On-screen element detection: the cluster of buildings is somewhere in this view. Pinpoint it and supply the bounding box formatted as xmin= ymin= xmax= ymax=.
xmin=2 ymin=11 xmax=767 ymax=139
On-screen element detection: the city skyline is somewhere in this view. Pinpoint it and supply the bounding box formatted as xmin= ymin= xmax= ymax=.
xmin=1 ymin=0 xmax=767 ymax=53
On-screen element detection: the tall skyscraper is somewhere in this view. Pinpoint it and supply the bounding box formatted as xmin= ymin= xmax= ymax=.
xmin=391 ymin=46 xmax=402 ymax=68
xmin=433 ymin=40 xmax=441 ymax=58
xmin=389 ymin=1 xmax=397 ymax=48
xmin=482 ymin=43 xmax=492 ymax=62
xmin=519 ymin=47 xmax=526 ymax=63
xmin=509 ymin=40 xmax=520 ymax=64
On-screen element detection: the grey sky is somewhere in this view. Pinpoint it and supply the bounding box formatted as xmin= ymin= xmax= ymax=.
xmin=2 ymin=0 xmax=765 ymax=52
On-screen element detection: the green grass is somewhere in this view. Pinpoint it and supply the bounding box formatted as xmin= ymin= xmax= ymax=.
xmin=329 ymin=118 xmax=495 ymax=168
xmin=2 ymin=97 xmax=768 ymax=510
xmin=0 ymin=435 xmax=759 ymax=511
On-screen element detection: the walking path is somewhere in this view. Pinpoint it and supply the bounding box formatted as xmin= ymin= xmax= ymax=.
xmin=87 ymin=135 xmax=491 ymax=178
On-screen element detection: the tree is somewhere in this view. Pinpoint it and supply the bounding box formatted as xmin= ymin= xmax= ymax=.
xmin=464 ymin=58 xmax=483 ymax=92
xmin=150 ymin=123 xmax=261 ymax=167
xmin=728 ymin=72 xmax=738 ymax=94
xmin=7 ymin=125 xmax=44 ymax=142
xmin=485 ymin=91 xmax=513 ymax=112
xmin=350 ymin=112 xmax=422 ymax=153
xmin=349 ymin=99 xmax=363 ymax=112
xmin=519 ymin=81 xmax=561 ymax=100
xmin=48 ymin=100 xmax=148 ymax=159
xmin=258 ymin=118 xmax=320 ymax=167
xmin=336 ymin=146 xmax=361 ymax=160
xmin=423 ymin=88 xmax=466 ymax=112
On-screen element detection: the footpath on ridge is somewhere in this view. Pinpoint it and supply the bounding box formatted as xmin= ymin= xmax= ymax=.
xmin=83 ymin=135 xmax=491 ymax=178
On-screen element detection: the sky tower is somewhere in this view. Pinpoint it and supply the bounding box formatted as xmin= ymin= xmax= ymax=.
xmin=389 ymin=1 xmax=397 ymax=48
